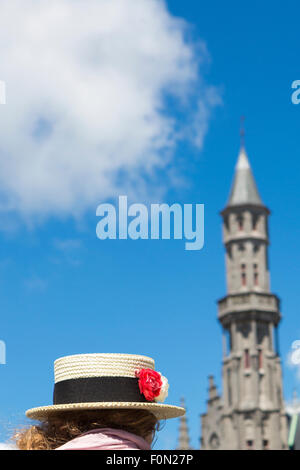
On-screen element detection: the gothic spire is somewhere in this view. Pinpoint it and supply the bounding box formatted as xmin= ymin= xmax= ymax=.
xmin=208 ymin=375 xmax=218 ymax=400
xmin=177 ymin=397 xmax=192 ymax=450
xmin=226 ymin=146 xmax=264 ymax=207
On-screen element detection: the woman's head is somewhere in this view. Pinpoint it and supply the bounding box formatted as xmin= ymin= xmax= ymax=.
xmin=14 ymin=409 xmax=160 ymax=450
xmin=19 ymin=353 xmax=185 ymax=449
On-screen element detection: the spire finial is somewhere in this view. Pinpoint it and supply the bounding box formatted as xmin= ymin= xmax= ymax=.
xmin=240 ymin=115 xmax=245 ymax=148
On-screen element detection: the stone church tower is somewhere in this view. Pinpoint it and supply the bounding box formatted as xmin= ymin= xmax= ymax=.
xmin=201 ymin=144 xmax=288 ymax=450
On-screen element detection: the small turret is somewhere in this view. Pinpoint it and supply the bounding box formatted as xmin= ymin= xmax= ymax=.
xmin=177 ymin=397 xmax=192 ymax=450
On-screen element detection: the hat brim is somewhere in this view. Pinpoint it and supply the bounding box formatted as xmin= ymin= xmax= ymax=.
xmin=26 ymin=402 xmax=185 ymax=421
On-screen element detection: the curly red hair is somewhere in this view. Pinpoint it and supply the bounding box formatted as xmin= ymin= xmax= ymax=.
xmin=13 ymin=409 xmax=160 ymax=450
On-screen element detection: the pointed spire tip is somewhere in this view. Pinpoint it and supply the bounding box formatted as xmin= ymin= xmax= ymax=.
xmin=226 ymin=145 xmax=264 ymax=207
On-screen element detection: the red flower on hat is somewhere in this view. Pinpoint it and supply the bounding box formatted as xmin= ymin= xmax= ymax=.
xmin=135 ymin=368 xmax=163 ymax=402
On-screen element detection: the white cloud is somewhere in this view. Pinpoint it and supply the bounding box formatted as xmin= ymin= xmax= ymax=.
xmin=286 ymin=346 xmax=300 ymax=382
xmin=0 ymin=0 xmax=220 ymax=221
xmin=54 ymin=238 xmax=82 ymax=252
xmin=24 ymin=275 xmax=47 ymax=292
xmin=0 ymin=443 xmax=17 ymax=450
xmin=53 ymin=238 xmax=83 ymax=265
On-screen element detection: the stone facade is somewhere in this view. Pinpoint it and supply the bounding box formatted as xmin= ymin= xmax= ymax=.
xmin=200 ymin=146 xmax=289 ymax=450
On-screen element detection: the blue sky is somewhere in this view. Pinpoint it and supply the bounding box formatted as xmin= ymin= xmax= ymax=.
xmin=0 ymin=0 xmax=300 ymax=449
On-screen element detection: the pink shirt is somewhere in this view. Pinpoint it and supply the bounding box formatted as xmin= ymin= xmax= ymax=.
xmin=56 ymin=427 xmax=151 ymax=451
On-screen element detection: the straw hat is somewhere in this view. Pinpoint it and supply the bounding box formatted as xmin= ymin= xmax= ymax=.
xmin=26 ymin=353 xmax=185 ymax=421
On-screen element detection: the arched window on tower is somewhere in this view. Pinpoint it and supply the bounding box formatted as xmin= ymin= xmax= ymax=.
xmin=258 ymin=348 xmax=263 ymax=369
xmin=252 ymin=214 xmax=259 ymax=231
xmin=244 ymin=349 xmax=250 ymax=369
xmin=253 ymin=263 xmax=259 ymax=287
xmin=224 ymin=328 xmax=232 ymax=354
xmin=241 ymin=263 xmax=247 ymax=287
xmin=246 ymin=440 xmax=254 ymax=450
xmin=263 ymin=440 xmax=269 ymax=450
xmin=209 ymin=433 xmax=220 ymax=450
xmin=237 ymin=214 xmax=244 ymax=231
xmin=224 ymin=215 xmax=229 ymax=232
xmin=227 ymin=368 xmax=232 ymax=406
xmin=253 ymin=243 xmax=260 ymax=254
